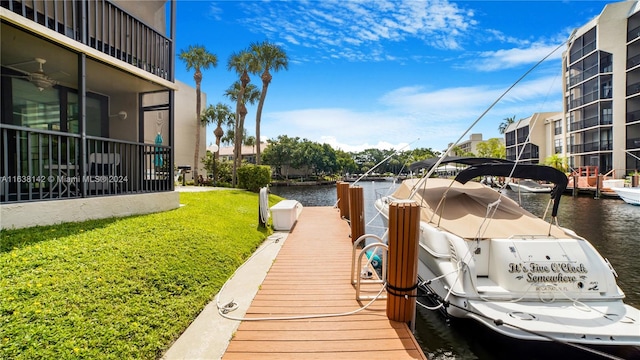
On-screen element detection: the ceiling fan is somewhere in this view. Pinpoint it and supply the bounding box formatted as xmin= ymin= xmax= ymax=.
xmin=2 ymin=58 xmax=62 ymax=91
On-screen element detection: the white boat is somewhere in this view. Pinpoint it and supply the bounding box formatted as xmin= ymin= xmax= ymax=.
xmin=609 ymin=186 xmax=640 ymax=206
xmin=374 ymin=157 xmax=640 ymax=349
xmin=507 ymin=179 xmax=552 ymax=193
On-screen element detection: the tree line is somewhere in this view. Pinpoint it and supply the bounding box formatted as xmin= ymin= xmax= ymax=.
xmin=201 ymin=132 xmax=508 ymax=185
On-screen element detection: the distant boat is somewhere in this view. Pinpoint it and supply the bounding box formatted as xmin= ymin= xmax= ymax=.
xmin=609 ymin=186 xmax=640 ymax=205
xmin=507 ymin=179 xmax=552 ymax=193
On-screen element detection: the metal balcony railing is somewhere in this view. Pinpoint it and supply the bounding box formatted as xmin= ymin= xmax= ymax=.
xmin=627 ymin=138 xmax=640 ymax=149
xmin=628 ymin=24 xmax=640 ymax=43
xmin=1 ymin=125 xmax=173 ymax=203
xmin=627 ymin=82 xmax=640 ymax=97
xmin=1 ymin=0 xmax=172 ymax=80
xmin=628 ymin=53 xmax=640 ymax=70
xmin=628 ymin=110 xmax=640 ymax=123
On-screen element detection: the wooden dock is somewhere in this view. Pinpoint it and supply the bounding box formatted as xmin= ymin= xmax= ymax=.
xmin=223 ymin=206 xmax=427 ymax=360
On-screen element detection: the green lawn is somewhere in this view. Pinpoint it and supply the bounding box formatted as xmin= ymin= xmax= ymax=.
xmin=0 ymin=190 xmax=283 ymax=359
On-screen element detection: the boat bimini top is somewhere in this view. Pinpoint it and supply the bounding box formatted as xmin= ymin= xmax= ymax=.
xmin=394 ymin=157 xmax=570 ymax=240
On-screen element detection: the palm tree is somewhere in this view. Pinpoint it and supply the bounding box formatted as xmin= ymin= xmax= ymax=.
xmin=498 ymin=115 xmax=516 ymax=134
xmin=224 ymin=82 xmax=261 ymax=108
xmin=227 ymin=49 xmax=259 ymax=186
xmin=224 ymin=81 xmax=260 ymax=168
xmin=250 ymin=41 xmax=289 ymax=165
xmin=201 ymin=103 xmax=233 ymax=184
xmin=201 ymin=103 xmax=234 ymax=160
xmin=179 ymin=45 xmax=218 ymax=185
xmin=544 ymin=154 xmax=568 ymax=172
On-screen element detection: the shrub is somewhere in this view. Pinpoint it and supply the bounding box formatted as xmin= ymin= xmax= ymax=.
xmin=237 ymin=165 xmax=271 ymax=192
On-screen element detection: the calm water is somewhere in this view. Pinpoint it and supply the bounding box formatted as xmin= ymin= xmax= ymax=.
xmin=270 ymin=181 xmax=640 ymax=360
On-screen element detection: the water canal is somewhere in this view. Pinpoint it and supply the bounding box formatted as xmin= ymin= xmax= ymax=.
xmin=270 ymin=181 xmax=640 ymax=360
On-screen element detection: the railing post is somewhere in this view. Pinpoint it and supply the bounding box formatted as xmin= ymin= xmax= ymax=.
xmin=348 ymin=185 xmax=364 ymax=243
xmin=386 ymin=201 xmax=420 ymax=326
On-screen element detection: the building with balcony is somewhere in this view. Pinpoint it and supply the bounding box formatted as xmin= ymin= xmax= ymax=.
xmin=212 ymin=143 xmax=268 ymax=165
xmin=0 ymin=0 xmax=190 ymax=229
xmin=563 ymin=0 xmax=640 ymax=176
xmin=504 ymin=112 xmax=562 ymax=164
xmin=449 ymin=133 xmax=484 ymax=155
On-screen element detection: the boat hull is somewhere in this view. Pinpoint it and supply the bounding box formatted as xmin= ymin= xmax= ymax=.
xmin=507 ymin=182 xmax=552 ymax=193
xmin=374 ymin=188 xmax=640 ymax=348
xmin=610 ymin=187 xmax=640 ymax=205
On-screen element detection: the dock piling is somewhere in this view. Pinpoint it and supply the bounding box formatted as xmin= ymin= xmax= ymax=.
xmin=337 ymin=182 xmax=350 ymax=220
xmin=348 ymin=186 xmax=365 ymax=242
xmin=386 ymin=201 xmax=420 ymax=326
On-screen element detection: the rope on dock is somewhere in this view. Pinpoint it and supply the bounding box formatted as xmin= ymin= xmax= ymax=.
xmin=217 ymin=285 xmax=387 ymax=322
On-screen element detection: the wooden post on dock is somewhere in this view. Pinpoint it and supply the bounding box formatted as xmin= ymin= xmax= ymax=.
xmin=336 ymin=182 xmax=343 ymax=216
xmin=348 ymin=186 xmax=365 ymax=243
xmin=386 ymin=201 xmax=420 ymax=325
xmin=572 ymin=175 xmax=578 ymax=196
xmin=337 ymin=182 xmax=350 ymax=220
xmin=595 ymin=174 xmax=602 ymax=199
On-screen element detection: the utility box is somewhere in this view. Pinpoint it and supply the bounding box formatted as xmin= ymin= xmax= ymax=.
xmin=270 ymin=200 xmax=303 ymax=231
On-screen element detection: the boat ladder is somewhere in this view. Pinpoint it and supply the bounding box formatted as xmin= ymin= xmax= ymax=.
xmin=351 ymin=234 xmax=388 ymax=301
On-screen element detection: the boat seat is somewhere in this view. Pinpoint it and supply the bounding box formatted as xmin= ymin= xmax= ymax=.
xmin=476 ymin=276 xmax=509 ymax=294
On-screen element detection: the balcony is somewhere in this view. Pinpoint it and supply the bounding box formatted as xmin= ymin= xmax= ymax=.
xmin=627 ymin=82 xmax=640 ymax=97
xmin=628 ymin=137 xmax=640 ymax=149
xmin=628 ymin=53 xmax=640 ymax=70
xmin=628 ymin=110 xmax=640 ymax=123
xmin=571 ymin=140 xmax=612 ymax=154
xmin=569 ymin=39 xmax=596 ymax=64
xmin=1 ymin=0 xmax=172 ymax=80
xmin=568 ymin=63 xmax=598 ymax=87
xmin=569 ymin=114 xmax=613 ymax=132
xmin=628 ymin=24 xmax=640 ymax=43
xmin=569 ymin=90 xmax=600 ymax=109
xmin=1 ymin=125 xmax=173 ymax=203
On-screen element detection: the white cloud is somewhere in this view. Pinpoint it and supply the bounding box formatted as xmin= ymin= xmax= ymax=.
xmin=239 ymin=0 xmax=475 ymax=61
xmin=320 ymin=136 xmax=409 ymax=153
xmin=471 ymin=43 xmax=565 ymax=72
xmin=207 ymin=3 xmax=223 ymax=21
xmin=259 ymin=74 xmax=563 ymax=152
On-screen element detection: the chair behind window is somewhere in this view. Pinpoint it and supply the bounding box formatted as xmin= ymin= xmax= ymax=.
xmin=88 ymin=153 xmax=121 ymax=193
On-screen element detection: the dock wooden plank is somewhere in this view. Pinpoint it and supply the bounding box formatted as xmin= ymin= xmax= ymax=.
xmin=222 ymin=206 xmax=426 ymax=360
xmin=232 ymin=328 xmax=411 ymax=341
xmin=224 ymin=350 xmax=425 ymax=360
xmin=236 ymin=318 xmax=410 ymax=331
xmin=225 ymin=338 xmax=419 ymax=353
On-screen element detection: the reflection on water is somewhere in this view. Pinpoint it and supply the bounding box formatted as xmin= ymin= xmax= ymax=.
xmin=270 ymin=182 xmax=640 ymax=360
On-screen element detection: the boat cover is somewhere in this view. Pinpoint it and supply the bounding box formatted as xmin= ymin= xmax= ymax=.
xmin=455 ymin=163 xmax=567 ymax=217
xmin=391 ymin=178 xmax=569 ymax=239
xmin=409 ymin=157 xmax=567 ymax=217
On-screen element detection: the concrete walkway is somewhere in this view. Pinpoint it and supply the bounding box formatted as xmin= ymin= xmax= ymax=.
xmin=161 ymin=232 xmax=289 ymax=360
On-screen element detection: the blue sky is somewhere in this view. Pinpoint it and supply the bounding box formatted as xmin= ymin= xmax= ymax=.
xmin=174 ymin=0 xmax=612 ymax=153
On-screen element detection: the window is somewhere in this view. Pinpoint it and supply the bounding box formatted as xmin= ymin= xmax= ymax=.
xmin=555 ymin=139 xmax=562 ymax=154
xmin=4 ymin=75 xmax=107 ymax=136
xmin=10 ymin=77 xmax=61 ymax=130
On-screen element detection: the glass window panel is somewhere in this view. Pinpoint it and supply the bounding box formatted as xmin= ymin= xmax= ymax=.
xmin=11 ymin=77 xmax=60 ymax=130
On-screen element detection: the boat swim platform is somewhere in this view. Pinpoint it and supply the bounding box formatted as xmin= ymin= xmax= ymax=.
xmin=222 ymin=206 xmax=427 ymax=360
